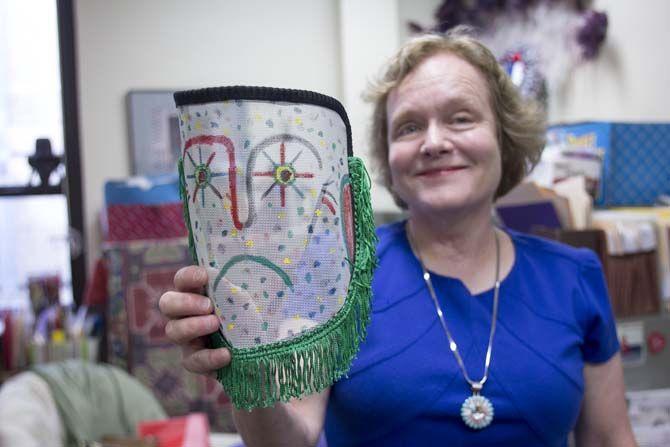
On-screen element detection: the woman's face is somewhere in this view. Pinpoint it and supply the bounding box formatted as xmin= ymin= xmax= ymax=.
xmin=386 ymin=51 xmax=502 ymax=215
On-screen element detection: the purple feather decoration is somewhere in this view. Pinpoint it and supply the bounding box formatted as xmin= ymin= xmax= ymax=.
xmin=410 ymin=0 xmax=608 ymax=63
xmin=506 ymin=0 xmax=535 ymax=12
xmin=577 ymin=10 xmax=608 ymax=59
xmin=434 ymin=0 xmax=466 ymax=32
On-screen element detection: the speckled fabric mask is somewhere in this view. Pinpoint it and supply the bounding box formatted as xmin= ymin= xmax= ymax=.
xmin=174 ymin=86 xmax=377 ymax=409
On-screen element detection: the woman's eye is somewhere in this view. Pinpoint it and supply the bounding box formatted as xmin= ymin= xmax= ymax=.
xmin=452 ymin=114 xmax=473 ymax=125
xmin=396 ymin=123 xmax=419 ymax=137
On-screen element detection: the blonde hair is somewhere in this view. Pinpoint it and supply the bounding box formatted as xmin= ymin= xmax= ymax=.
xmin=364 ymin=28 xmax=546 ymax=208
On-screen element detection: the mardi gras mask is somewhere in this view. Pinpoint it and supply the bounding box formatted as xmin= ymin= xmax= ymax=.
xmin=174 ymin=86 xmax=377 ymax=409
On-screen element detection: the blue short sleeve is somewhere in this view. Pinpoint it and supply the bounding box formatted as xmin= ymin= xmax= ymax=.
xmin=576 ymin=250 xmax=620 ymax=363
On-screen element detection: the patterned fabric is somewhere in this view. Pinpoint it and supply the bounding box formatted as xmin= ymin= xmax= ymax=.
xmin=178 ymin=101 xmax=355 ymax=349
xmin=104 ymin=203 xmax=186 ymax=242
xmin=606 ymin=123 xmax=670 ymax=206
xmin=104 ymin=239 xmax=234 ymax=431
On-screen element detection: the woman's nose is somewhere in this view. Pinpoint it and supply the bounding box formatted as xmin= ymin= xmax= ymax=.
xmin=420 ymin=122 xmax=453 ymax=157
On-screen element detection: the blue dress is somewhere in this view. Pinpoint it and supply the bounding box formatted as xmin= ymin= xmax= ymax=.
xmin=325 ymin=221 xmax=620 ymax=447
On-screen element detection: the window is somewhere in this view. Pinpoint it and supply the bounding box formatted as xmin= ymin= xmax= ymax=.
xmin=0 ymin=0 xmax=84 ymax=310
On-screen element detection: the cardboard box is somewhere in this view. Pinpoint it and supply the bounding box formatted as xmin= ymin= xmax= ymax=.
xmin=102 ymin=175 xmax=186 ymax=241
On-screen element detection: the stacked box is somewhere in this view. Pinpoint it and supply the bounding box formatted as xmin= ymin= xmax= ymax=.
xmin=102 ymin=174 xmax=186 ymax=241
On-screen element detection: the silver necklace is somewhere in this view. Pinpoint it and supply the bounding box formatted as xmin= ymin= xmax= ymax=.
xmin=408 ymin=224 xmax=501 ymax=430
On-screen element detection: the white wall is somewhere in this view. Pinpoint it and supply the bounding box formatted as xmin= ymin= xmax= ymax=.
xmin=338 ymin=0 xmax=401 ymax=213
xmin=75 ymin=0 xmax=341 ymax=269
xmin=549 ymin=0 xmax=670 ymax=122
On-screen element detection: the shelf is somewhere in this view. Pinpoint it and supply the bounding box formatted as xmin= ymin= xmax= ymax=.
xmin=0 ymin=185 xmax=63 ymax=197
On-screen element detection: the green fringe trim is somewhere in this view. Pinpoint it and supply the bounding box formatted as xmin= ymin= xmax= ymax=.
xmin=178 ymin=158 xmax=199 ymax=265
xmin=178 ymin=154 xmax=377 ymax=409
xmin=214 ymin=156 xmax=378 ymax=410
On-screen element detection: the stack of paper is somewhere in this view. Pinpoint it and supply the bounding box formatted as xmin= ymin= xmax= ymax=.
xmin=495 ymin=178 xmax=592 ymax=233
xmin=593 ymin=208 xmax=670 ymax=304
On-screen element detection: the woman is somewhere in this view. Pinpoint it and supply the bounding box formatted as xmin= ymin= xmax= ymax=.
xmin=159 ymin=30 xmax=636 ymax=446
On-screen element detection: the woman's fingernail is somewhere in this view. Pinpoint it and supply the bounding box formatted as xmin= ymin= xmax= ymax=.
xmin=201 ymin=299 xmax=212 ymax=312
xmin=197 ymin=268 xmax=208 ymax=284
xmin=217 ymin=348 xmax=230 ymax=364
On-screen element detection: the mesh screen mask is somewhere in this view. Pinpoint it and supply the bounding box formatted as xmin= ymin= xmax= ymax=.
xmin=174 ymin=86 xmax=377 ymax=409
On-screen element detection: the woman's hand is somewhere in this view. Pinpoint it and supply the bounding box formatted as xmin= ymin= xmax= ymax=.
xmin=161 ymin=267 xmax=329 ymax=447
xmin=159 ymin=265 xmax=231 ymax=374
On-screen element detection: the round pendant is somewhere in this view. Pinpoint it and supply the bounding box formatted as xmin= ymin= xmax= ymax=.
xmin=461 ymin=394 xmax=494 ymax=430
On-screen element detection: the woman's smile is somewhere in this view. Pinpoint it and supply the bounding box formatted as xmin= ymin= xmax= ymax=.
xmin=416 ymin=165 xmax=469 ymax=177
